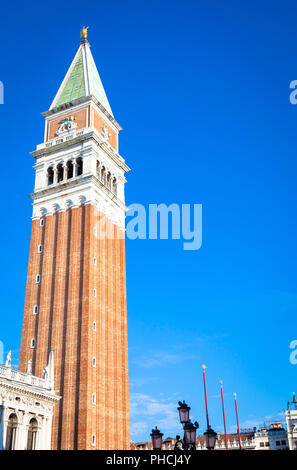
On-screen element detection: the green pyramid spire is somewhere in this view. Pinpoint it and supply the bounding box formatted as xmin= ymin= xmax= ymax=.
xmin=50 ymin=40 xmax=113 ymax=116
xmin=55 ymin=50 xmax=85 ymax=107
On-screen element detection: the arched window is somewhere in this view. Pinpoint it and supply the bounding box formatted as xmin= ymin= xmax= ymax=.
xmin=47 ymin=167 xmax=54 ymax=186
xmin=112 ymin=177 xmax=117 ymax=195
xmin=57 ymin=164 xmax=64 ymax=183
xmin=76 ymin=157 xmax=83 ymax=176
xmin=96 ymin=161 xmax=100 ymax=178
xmin=100 ymin=166 xmax=106 ymax=185
xmin=67 ymin=160 xmax=73 ymax=179
xmin=5 ymin=413 xmax=18 ymax=450
xmin=27 ymin=418 xmax=38 ymax=450
xmin=106 ymin=172 xmax=111 ymax=190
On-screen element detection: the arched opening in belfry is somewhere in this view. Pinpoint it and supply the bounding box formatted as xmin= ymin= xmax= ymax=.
xmin=106 ymin=172 xmax=111 ymax=190
xmin=27 ymin=418 xmax=38 ymax=450
xmin=67 ymin=160 xmax=73 ymax=179
xmin=96 ymin=160 xmax=100 ymax=178
xmin=112 ymin=177 xmax=117 ymax=195
xmin=5 ymin=413 xmax=18 ymax=450
xmin=101 ymin=166 xmax=106 ymax=185
xmin=76 ymin=157 xmax=83 ymax=176
xmin=47 ymin=167 xmax=54 ymax=185
xmin=57 ymin=164 xmax=64 ymax=183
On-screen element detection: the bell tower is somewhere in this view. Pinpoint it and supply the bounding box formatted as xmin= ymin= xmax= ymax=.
xmin=19 ymin=29 xmax=130 ymax=450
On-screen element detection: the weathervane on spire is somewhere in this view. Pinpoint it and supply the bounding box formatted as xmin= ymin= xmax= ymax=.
xmin=80 ymin=26 xmax=89 ymax=40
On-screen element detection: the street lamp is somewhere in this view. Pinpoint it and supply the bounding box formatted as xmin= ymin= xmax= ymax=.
xmin=204 ymin=426 xmax=217 ymax=450
xmin=184 ymin=420 xmax=199 ymax=448
xmin=150 ymin=400 xmax=217 ymax=451
xmin=175 ymin=402 xmax=199 ymax=450
xmin=150 ymin=426 xmax=163 ymax=450
xmin=177 ymin=401 xmax=190 ymax=425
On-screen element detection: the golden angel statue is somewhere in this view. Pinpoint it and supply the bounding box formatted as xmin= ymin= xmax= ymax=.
xmin=80 ymin=26 xmax=89 ymax=40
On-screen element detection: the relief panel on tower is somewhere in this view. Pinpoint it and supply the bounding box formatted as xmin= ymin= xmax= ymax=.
xmin=92 ymin=108 xmax=118 ymax=151
xmin=46 ymin=107 xmax=89 ymax=141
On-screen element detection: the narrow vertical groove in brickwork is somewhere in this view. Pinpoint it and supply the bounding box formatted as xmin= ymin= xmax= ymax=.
xmin=102 ymin=216 xmax=107 ymax=449
xmin=77 ymin=204 xmax=91 ymax=450
xmin=32 ymin=219 xmax=45 ymax=374
xmin=20 ymin=220 xmax=42 ymax=372
xmin=51 ymin=210 xmax=68 ymax=450
xmin=94 ymin=210 xmax=100 ymax=448
xmin=106 ymin=227 xmax=110 ymax=448
xmin=114 ymin=226 xmax=119 ymax=449
xmin=57 ymin=209 xmax=72 ymax=450
xmin=121 ymin=235 xmax=130 ymax=445
xmin=74 ymin=204 xmax=85 ymax=449
xmin=47 ymin=212 xmax=59 ymax=356
xmin=35 ymin=215 xmax=55 ymax=377
xmin=96 ymin=209 xmax=103 ymax=449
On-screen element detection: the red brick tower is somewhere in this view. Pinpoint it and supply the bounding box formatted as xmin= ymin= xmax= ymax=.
xmin=19 ymin=29 xmax=130 ymax=450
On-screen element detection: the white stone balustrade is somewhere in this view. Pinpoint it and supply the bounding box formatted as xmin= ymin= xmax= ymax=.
xmin=0 ymin=365 xmax=53 ymax=391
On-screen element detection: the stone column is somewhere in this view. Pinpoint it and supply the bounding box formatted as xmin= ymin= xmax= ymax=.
xmin=35 ymin=417 xmax=42 ymax=450
xmin=53 ymin=167 xmax=58 ymax=185
xmin=17 ymin=410 xmax=27 ymax=450
xmin=2 ymin=407 xmax=10 ymax=450
xmin=73 ymin=161 xmax=78 ymax=178
xmin=43 ymin=413 xmax=52 ymax=450
xmin=63 ymin=163 xmax=68 ymax=182
xmin=0 ymin=406 xmax=5 ymax=450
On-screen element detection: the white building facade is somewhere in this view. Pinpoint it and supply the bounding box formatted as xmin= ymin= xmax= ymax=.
xmin=0 ymin=351 xmax=60 ymax=450
xmin=285 ymin=393 xmax=297 ymax=450
xmin=253 ymin=422 xmax=288 ymax=450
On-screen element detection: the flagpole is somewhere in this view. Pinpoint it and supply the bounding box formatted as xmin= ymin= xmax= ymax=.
xmin=202 ymin=365 xmax=210 ymax=429
xmin=233 ymin=393 xmax=242 ymax=450
xmin=220 ymin=380 xmax=228 ymax=450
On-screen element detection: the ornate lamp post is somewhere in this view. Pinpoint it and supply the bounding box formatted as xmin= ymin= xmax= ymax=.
xmin=201 ymin=365 xmax=218 ymax=450
xmin=177 ymin=400 xmax=190 ymax=424
xmin=151 ymin=398 xmax=217 ymax=451
xmin=204 ymin=426 xmax=217 ymax=450
xmin=150 ymin=426 xmax=164 ymax=450
xmin=175 ymin=401 xmax=199 ymax=450
xmin=183 ymin=420 xmax=199 ymax=449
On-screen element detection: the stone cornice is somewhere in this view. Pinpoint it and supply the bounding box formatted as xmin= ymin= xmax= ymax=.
xmin=0 ymin=378 xmax=60 ymax=403
xmin=30 ymin=174 xmax=127 ymax=212
xmin=31 ymin=130 xmax=130 ymax=174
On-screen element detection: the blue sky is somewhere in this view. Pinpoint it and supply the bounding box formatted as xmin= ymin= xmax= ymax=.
xmin=1 ymin=0 xmax=297 ymax=442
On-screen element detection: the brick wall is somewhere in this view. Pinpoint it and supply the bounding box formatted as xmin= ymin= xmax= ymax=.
xmin=19 ymin=204 xmax=130 ymax=450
